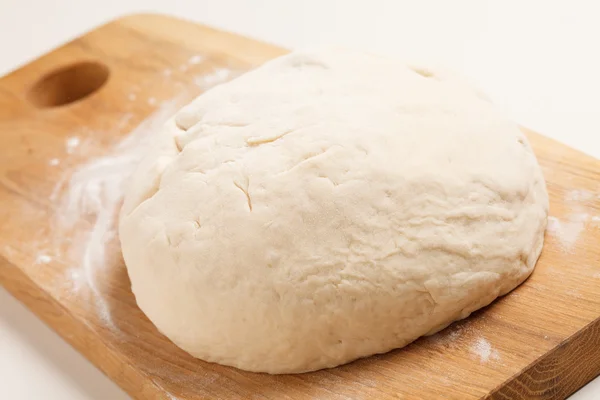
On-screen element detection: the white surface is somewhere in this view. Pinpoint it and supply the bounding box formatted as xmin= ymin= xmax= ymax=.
xmin=0 ymin=0 xmax=598 ymax=398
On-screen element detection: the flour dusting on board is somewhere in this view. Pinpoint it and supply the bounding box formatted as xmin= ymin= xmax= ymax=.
xmin=565 ymin=189 xmax=594 ymax=202
xmin=188 ymin=54 xmax=205 ymax=65
xmin=53 ymin=100 xmax=182 ymax=329
xmin=47 ymin=62 xmax=236 ymax=331
xmin=36 ymin=254 xmax=52 ymax=264
xmin=545 ymin=188 xmax=598 ymax=252
xmin=546 ymin=214 xmax=588 ymax=252
xmin=429 ymin=324 xmax=466 ymax=348
xmin=470 ymin=337 xmax=500 ymax=363
xmin=66 ymin=136 xmax=81 ymax=154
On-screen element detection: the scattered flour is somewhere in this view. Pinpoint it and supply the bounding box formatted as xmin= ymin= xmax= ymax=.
xmin=188 ymin=55 xmax=205 ymax=65
xmin=66 ymin=136 xmax=81 ymax=154
xmin=128 ymin=93 xmax=137 ymax=101
xmin=565 ymin=189 xmax=594 ymax=202
xmin=470 ymin=337 xmax=500 ymax=363
xmin=49 ymin=158 xmax=60 ymax=166
xmin=428 ymin=324 xmax=467 ymax=349
xmin=546 ymin=214 xmax=588 ymax=252
xmin=438 ymin=328 xmax=462 ymax=346
xmin=52 ymin=100 xmax=183 ymax=329
xmin=148 ymin=97 xmax=157 ymax=106
xmin=546 ymin=216 xmax=560 ymax=231
xmin=546 ymin=187 xmax=600 ymax=252
xmin=566 ymin=289 xmax=583 ymax=299
xmin=35 ymin=254 xmax=52 ymax=264
xmin=46 ymin=62 xmax=236 ymax=330
xmin=163 ymin=69 xmax=173 ymax=77
xmin=68 ymin=268 xmax=84 ymax=292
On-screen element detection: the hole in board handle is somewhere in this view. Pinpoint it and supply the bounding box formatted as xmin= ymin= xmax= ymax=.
xmin=27 ymin=61 xmax=110 ymax=108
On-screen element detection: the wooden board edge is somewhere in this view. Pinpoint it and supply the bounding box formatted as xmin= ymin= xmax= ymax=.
xmin=0 ymin=254 xmax=163 ymax=400
xmin=487 ymin=317 xmax=600 ymax=399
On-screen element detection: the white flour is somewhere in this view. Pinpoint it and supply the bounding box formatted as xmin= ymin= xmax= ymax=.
xmin=188 ymin=54 xmax=205 ymax=65
xmin=545 ymin=188 xmax=599 ymax=252
xmin=470 ymin=337 xmax=500 ymax=363
xmin=430 ymin=322 xmax=501 ymax=365
xmin=35 ymin=254 xmax=52 ymax=264
xmin=546 ymin=214 xmax=589 ymax=252
xmin=66 ymin=136 xmax=81 ymax=154
xmin=429 ymin=324 xmax=466 ymax=348
xmin=47 ymin=62 xmax=237 ymax=330
xmin=565 ymin=189 xmax=595 ymax=202
xmin=53 ymin=100 xmax=183 ymax=329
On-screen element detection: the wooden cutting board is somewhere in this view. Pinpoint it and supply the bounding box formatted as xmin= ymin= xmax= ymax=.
xmin=1 ymin=13 xmax=599 ymax=400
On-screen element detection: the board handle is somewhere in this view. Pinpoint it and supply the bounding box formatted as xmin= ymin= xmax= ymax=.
xmin=26 ymin=61 xmax=110 ymax=108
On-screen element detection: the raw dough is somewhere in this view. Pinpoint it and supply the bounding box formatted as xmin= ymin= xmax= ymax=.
xmin=119 ymin=48 xmax=548 ymax=374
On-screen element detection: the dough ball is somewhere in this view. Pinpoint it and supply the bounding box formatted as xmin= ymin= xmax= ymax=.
xmin=119 ymin=48 xmax=548 ymax=373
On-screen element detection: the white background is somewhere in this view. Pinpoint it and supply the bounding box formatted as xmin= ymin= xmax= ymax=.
xmin=0 ymin=0 xmax=599 ymax=398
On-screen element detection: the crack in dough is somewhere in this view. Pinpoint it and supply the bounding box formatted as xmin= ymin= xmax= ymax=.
xmin=233 ymin=178 xmax=253 ymax=212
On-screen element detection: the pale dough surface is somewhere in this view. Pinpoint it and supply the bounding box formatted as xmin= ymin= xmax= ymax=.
xmin=119 ymin=48 xmax=548 ymax=373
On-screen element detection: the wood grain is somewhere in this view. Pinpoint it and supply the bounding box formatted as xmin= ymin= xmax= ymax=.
xmin=1 ymin=13 xmax=599 ymax=400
